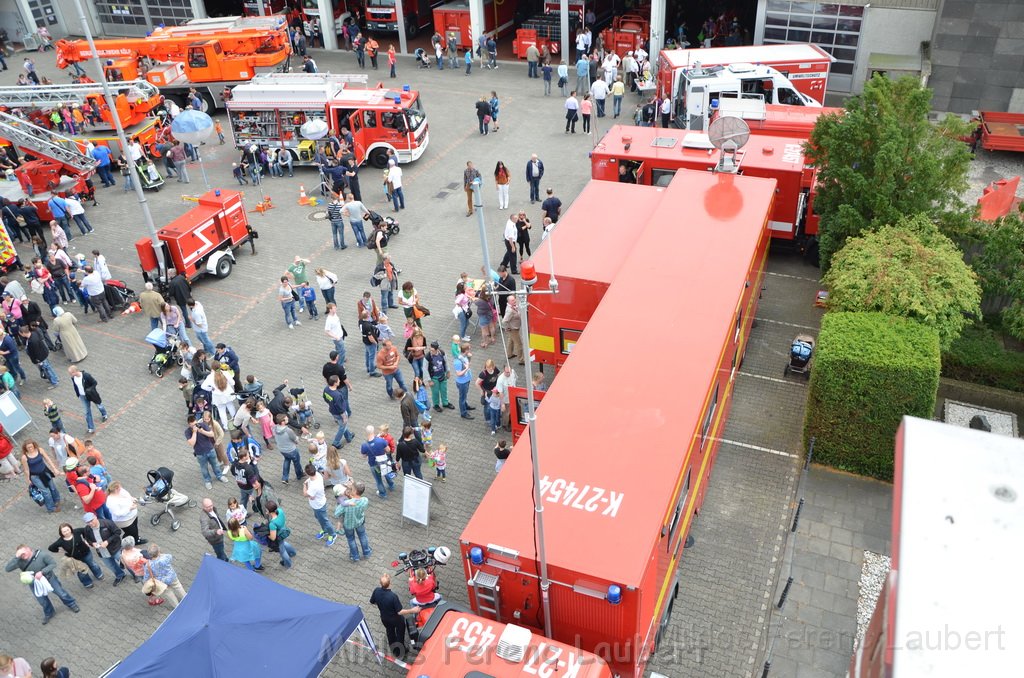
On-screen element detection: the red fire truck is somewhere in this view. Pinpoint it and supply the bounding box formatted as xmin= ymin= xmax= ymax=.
xmin=598 ymin=14 xmax=649 ymax=57
xmin=135 ymin=189 xmax=257 ymax=284
xmin=591 ymin=124 xmax=818 ymax=243
xmin=433 ymin=0 xmax=517 ymax=50
xmin=659 ymin=43 xmax=834 ymax=108
xmin=411 ymin=603 xmax=614 ymax=677
xmin=366 ymin=0 xmax=445 ymax=37
xmin=225 ymin=72 xmax=428 ymax=169
xmin=460 ymin=170 xmax=777 ymax=678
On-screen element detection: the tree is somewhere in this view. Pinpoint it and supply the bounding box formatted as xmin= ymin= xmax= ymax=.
xmin=805 ymin=75 xmax=973 ymax=270
xmin=822 ymin=216 xmax=981 ymax=349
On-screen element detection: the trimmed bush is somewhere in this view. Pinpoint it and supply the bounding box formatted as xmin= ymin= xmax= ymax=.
xmin=803 ymin=312 xmax=940 ymax=480
xmin=942 ymin=324 xmax=1024 ymax=393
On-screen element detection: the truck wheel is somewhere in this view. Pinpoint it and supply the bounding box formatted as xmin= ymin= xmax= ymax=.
xmin=215 ymin=257 xmax=233 ymax=279
xmin=368 ymin=148 xmax=390 ymax=169
xmin=406 ymin=17 xmax=419 ymax=38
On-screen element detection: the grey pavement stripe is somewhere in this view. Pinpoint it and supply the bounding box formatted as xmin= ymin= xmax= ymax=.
xmin=715 ymin=437 xmax=800 ymax=458
xmin=755 ymin=316 xmax=820 ymax=331
xmin=738 ymin=370 xmax=808 ymax=385
xmin=766 ymin=271 xmax=821 ymax=282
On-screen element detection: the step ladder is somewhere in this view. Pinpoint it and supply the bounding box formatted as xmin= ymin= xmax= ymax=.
xmin=0 ymin=111 xmax=97 ymax=174
xmin=471 ymin=570 xmax=502 ymax=622
xmin=0 ymin=80 xmax=160 ymax=108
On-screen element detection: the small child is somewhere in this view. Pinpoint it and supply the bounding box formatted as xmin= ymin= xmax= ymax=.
xmin=214 ymin=120 xmax=225 ymax=144
xmin=87 ymin=454 xmax=110 ymax=490
xmin=178 ymin=377 xmax=194 ymax=414
xmin=300 ymin=282 xmax=319 ymax=319
xmin=309 ymin=431 xmax=327 ymax=471
xmin=450 ymin=334 xmax=462 ymax=358
xmin=225 ymin=496 xmax=248 ymax=526
xmin=290 ymin=398 xmax=314 ymax=428
xmin=428 ymin=443 xmax=447 ymax=481
xmin=253 ymin=399 xmax=275 ymax=449
xmin=494 ymin=440 xmax=510 ymax=473
xmin=486 ymin=388 xmax=502 ymax=435
xmin=82 ymin=440 xmax=106 ymax=467
xmin=414 ymin=379 xmax=431 ymax=422
xmin=532 ymin=370 xmax=547 ymax=392
xmin=232 ymin=163 xmax=248 ymax=185
xmin=42 ymin=399 xmax=63 ymax=432
xmin=0 ymin=365 xmax=19 ymax=400
xmin=378 ymin=423 xmax=396 ymax=455
xmin=420 ymin=419 xmax=433 ymax=451
xmin=376 ymin=314 xmax=395 ymax=342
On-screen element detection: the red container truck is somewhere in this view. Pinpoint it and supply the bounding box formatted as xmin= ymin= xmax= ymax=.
xmin=366 ymin=0 xmax=445 ymax=38
xmin=460 ymin=169 xmax=777 ymax=678
xmin=432 ymin=0 xmax=517 ymax=50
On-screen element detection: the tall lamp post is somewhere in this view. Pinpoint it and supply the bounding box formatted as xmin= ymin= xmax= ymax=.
xmin=170 ymin=108 xmax=214 ymax=191
xmin=71 ymin=0 xmax=166 ymax=279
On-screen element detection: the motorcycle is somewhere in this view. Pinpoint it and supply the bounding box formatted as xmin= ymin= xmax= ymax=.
xmin=393 ymin=546 xmax=451 ymax=646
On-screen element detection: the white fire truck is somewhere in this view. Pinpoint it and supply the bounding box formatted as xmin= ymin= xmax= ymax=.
xmin=225 ymin=72 xmax=428 ymax=169
xmin=673 ymin=63 xmax=822 ymax=131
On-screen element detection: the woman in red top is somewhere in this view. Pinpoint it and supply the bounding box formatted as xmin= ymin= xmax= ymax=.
xmin=0 ymin=423 xmax=19 ymax=479
xmin=408 ymin=567 xmax=438 ymax=605
xmin=494 ymin=161 xmax=511 ymax=210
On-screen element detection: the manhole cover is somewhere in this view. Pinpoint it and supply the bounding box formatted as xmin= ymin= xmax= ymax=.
xmin=446 ymin=182 xmax=460 ymax=190
xmin=435 ymin=191 xmax=450 ymax=199
xmin=307 ymin=210 xmax=328 ymax=221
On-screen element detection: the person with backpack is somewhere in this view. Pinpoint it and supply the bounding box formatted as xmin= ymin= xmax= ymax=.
xmin=360 ymin=310 xmax=381 ymax=378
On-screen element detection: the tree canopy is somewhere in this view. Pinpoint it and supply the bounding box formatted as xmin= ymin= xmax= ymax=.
xmin=805 ymin=75 xmax=973 ymax=270
xmin=822 ymin=216 xmax=981 ymax=349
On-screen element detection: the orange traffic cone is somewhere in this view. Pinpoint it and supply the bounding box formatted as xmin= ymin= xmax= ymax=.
xmin=297 ymin=185 xmax=309 ymax=205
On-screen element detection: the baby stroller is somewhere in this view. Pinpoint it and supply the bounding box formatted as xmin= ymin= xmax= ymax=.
xmin=414 ymin=48 xmax=431 ymax=68
xmin=289 ymin=381 xmax=320 ymax=430
xmin=140 ymin=467 xmax=197 ymax=531
xmin=104 ymin=279 xmax=138 ymax=310
xmin=136 ymin=160 xmax=165 ymax=192
xmin=235 ymin=380 xmax=270 ymax=407
xmin=783 ymin=334 xmax=815 ymax=380
xmin=366 ymin=210 xmax=400 ymax=237
xmin=145 ymin=328 xmax=184 ymax=378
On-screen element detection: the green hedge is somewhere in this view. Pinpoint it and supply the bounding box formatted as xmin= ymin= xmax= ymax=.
xmin=803 ymin=312 xmax=940 ymax=480
xmin=942 ymin=324 xmax=1024 ymax=393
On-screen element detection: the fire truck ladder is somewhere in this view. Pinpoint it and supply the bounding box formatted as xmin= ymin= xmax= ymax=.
xmin=0 ymin=111 xmax=97 ymax=173
xmin=0 ymin=80 xmax=160 ymax=108
xmin=248 ymin=72 xmax=370 ymax=87
xmin=470 ymin=570 xmax=502 ymax=622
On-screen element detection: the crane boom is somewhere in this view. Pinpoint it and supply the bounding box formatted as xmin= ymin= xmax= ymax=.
xmin=0 ymin=111 xmax=97 ymax=174
xmin=0 ymin=80 xmax=160 ymax=108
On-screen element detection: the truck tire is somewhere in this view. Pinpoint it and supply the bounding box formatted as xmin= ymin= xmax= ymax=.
xmin=368 ymin=148 xmax=390 ymax=169
xmin=215 ymin=256 xmax=233 ymax=279
xmin=406 ymin=16 xmax=419 ymax=38
xmin=654 ymin=580 xmax=680 ymax=650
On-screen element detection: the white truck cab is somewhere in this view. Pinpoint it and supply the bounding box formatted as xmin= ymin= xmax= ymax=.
xmin=676 ymin=63 xmax=821 ymax=130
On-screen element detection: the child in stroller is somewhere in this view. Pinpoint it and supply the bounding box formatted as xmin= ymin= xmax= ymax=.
xmin=288 ymin=384 xmax=319 ymax=430
xmin=146 ymin=328 xmax=184 ymax=377
xmin=140 ymin=467 xmax=197 ymax=531
xmin=414 ymin=48 xmax=431 ymax=68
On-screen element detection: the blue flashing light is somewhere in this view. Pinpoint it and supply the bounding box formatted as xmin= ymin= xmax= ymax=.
xmin=470 ymin=547 xmax=484 ymax=565
xmin=607 ymin=585 xmax=622 ymax=604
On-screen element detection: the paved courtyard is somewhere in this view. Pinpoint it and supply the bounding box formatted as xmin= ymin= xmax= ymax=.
xmin=0 ymin=44 xmax=894 ymax=678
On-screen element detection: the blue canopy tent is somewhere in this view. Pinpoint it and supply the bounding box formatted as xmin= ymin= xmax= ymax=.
xmin=104 ymin=556 xmax=379 ymax=677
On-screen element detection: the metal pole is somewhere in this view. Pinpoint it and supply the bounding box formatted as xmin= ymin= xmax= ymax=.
xmin=471 ymin=177 xmax=493 ymax=286
xmin=71 ymin=0 xmax=166 ymax=279
xmin=196 ymin=147 xmax=210 ymax=191
xmin=560 ymin=0 xmax=569 ymax=69
xmin=394 ymin=0 xmax=408 ymax=56
xmin=517 ymin=282 xmax=553 ymax=640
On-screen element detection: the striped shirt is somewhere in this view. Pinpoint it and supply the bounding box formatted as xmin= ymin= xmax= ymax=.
xmin=327 ymin=201 xmax=344 ymax=222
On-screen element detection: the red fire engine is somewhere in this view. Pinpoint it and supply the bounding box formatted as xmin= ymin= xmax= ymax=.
xmin=433 ymin=0 xmax=517 ymax=50
xmin=659 ymin=43 xmax=834 ymax=108
xmin=598 ymin=14 xmax=649 ymax=57
xmin=135 ymin=189 xmax=257 ymax=284
xmin=591 ymin=124 xmax=818 ymax=243
xmin=226 ymin=72 xmax=428 ymax=169
xmin=364 ymin=0 xmax=445 ymax=37
xmin=412 ymin=603 xmax=614 ymax=677
xmin=460 ymin=169 xmax=777 ymax=678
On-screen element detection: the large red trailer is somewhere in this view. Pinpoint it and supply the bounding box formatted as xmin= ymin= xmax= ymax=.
xmin=978 ymin=111 xmax=1024 ymax=153
xmin=432 ymin=0 xmax=517 ymax=50
xmin=591 ymin=124 xmax=818 ymax=242
xmin=526 ymin=181 xmax=665 ymax=370
xmin=460 ymin=170 xmax=777 ymax=678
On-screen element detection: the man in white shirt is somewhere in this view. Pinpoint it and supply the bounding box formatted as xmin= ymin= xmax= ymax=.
xmin=500 ymin=215 xmax=519 ymax=275
xmin=65 ymin=194 xmax=94 ymax=235
xmin=386 ymin=164 xmax=404 ymax=212
xmin=590 ymin=77 xmax=610 ymax=118
xmin=186 ymin=298 xmax=215 ymax=353
xmin=302 ymin=464 xmax=337 ymax=546
xmin=323 ymin=303 xmax=346 ymax=364
xmin=79 ymin=265 xmax=110 ymax=322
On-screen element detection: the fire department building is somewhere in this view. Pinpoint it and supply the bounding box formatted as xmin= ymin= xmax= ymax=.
xmin=1 ymin=0 xmax=1021 ymax=113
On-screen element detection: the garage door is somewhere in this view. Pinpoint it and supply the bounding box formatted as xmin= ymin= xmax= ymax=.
xmin=762 ymin=0 xmax=864 ymax=93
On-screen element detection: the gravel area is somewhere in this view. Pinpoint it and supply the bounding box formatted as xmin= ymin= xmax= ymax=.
xmin=944 ymin=400 xmax=1019 ymax=437
xmin=856 ymin=550 xmax=892 ymax=649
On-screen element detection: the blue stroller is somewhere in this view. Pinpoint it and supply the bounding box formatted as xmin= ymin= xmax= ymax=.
xmin=146 ymin=328 xmax=184 ymax=378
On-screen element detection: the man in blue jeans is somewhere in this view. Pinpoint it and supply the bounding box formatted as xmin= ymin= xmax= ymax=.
xmin=273 ymin=413 xmax=304 ymax=484
xmin=334 ymin=481 xmax=372 ymax=562
xmin=82 ymin=512 xmax=126 ymax=584
xmin=453 ymin=345 xmax=474 ymax=419
xmin=22 ymin=326 xmax=58 ymax=388
xmin=68 ymin=366 xmax=108 ymax=434
xmin=5 ymin=545 xmax=80 ymax=623
xmin=360 ymin=311 xmax=381 ymax=377
xmin=360 ymin=425 xmax=395 ymax=498
xmin=186 ymin=414 xmax=228 ymax=490
xmin=303 ymin=464 xmax=337 ymax=546
xmin=322 ymin=375 xmax=354 ymax=446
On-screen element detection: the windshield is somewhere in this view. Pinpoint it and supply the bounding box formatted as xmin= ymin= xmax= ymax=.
xmin=368 ymin=0 xmax=395 ymax=6
xmin=406 ymin=97 xmax=425 ymax=131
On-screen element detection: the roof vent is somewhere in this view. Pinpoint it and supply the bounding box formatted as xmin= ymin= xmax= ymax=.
xmin=495 ymin=623 xmax=533 ymax=663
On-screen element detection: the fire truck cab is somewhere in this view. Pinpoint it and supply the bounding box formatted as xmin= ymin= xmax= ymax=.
xmin=412 ymin=603 xmax=614 ymax=677
xmin=674 ymin=63 xmax=821 ymax=131
xmin=225 ymin=72 xmax=428 ymax=169
xmin=591 ymin=124 xmax=819 ymax=242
